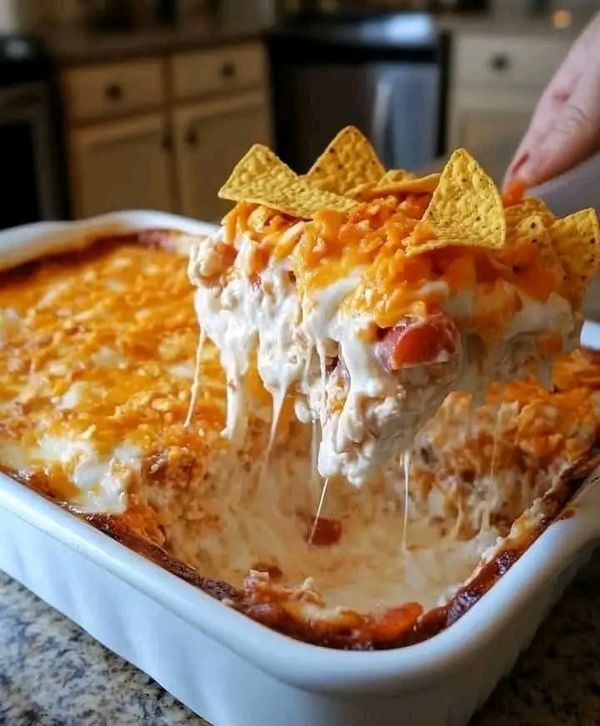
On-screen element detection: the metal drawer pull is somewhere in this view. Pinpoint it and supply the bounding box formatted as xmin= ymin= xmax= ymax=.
xmin=105 ymin=83 xmax=124 ymax=101
xmin=221 ymin=61 xmax=236 ymax=79
xmin=489 ymin=53 xmax=511 ymax=72
xmin=161 ymin=132 xmax=173 ymax=152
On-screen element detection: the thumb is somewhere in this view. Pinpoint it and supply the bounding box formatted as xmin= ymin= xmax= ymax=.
xmin=518 ymin=91 xmax=600 ymax=186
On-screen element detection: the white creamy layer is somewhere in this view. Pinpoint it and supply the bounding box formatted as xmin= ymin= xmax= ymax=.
xmin=191 ymin=229 xmax=579 ymax=487
xmin=0 ymin=434 xmax=136 ymax=512
xmin=191 ymin=231 xmax=306 ymax=445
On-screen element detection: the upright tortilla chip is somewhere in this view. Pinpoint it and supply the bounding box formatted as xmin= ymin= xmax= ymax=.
xmin=505 ymin=198 xmax=556 ymax=233
xmin=305 ymin=126 xmax=385 ymax=195
xmin=508 ymin=215 xmax=564 ymax=279
xmin=549 ymin=208 xmax=600 ymax=292
xmin=406 ymin=148 xmax=505 ymax=256
xmin=219 ymin=144 xmax=355 ymax=219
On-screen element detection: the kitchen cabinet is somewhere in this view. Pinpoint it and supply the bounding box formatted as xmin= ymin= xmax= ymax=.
xmin=61 ymin=42 xmax=271 ymax=220
xmin=62 ymin=58 xmax=165 ymax=122
xmin=448 ymin=33 xmax=571 ymax=182
xmin=70 ymin=114 xmax=173 ymax=217
xmin=171 ymin=44 xmax=267 ymax=102
xmin=449 ymin=89 xmax=536 ymax=182
xmin=173 ymin=91 xmax=271 ymax=221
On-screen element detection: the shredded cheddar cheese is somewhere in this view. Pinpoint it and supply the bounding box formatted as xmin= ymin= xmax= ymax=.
xmin=0 ymin=238 xmax=225 ymax=504
xmin=220 ymin=193 xmax=567 ymax=335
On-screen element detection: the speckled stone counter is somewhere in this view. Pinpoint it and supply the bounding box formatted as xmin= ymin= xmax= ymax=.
xmin=1 ymin=557 xmax=598 ymax=725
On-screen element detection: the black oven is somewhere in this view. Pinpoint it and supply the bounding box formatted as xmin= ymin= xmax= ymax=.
xmin=0 ymin=35 xmax=66 ymax=230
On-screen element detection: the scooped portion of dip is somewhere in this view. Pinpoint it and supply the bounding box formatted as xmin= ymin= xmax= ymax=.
xmin=189 ymin=127 xmax=599 ymax=486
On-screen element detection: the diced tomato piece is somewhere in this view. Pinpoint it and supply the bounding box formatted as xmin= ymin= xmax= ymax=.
xmin=376 ymin=312 xmax=459 ymax=370
xmin=304 ymin=516 xmax=343 ymax=546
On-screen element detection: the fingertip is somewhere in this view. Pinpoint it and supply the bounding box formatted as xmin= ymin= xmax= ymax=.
xmin=503 ymin=151 xmax=530 ymax=190
xmin=513 ymin=155 xmax=541 ymax=189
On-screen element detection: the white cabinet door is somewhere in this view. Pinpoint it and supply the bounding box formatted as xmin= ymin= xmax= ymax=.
xmin=173 ymin=91 xmax=271 ymax=222
xmin=449 ymin=89 xmax=537 ymax=183
xmin=70 ymin=114 xmax=174 ymax=218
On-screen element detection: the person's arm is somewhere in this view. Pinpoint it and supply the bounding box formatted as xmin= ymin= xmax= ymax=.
xmin=504 ymin=12 xmax=600 ymax=190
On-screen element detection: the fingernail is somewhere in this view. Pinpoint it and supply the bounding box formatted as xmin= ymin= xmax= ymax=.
xmin=516 ymin=156 xmax=540 ymax=187
xmin=512 ymin=152 xmax=529 ymax=177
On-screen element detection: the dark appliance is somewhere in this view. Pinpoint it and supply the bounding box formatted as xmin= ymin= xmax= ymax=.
xmin=282 ymin=1 xmax=488 ymax=15
xmin=0 ymin=35 xmax=65 ymax=230
xmin=267 ymin=14 xmax=449 ymax=173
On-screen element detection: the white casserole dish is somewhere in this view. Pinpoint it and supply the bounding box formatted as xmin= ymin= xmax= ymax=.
xmin=0 ymin=211 xmax=599 ymax=726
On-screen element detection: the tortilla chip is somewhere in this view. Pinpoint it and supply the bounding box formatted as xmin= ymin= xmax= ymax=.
xmin=509 ymin=215 xmax=564 ymax=278
xmin=305 ymin=126 xmax=385 ymax=195
xmin=378 ymin=169 xmax=414 ymax=185
xmin=359 ymin=172 xmax=441 ymax=200
xmin=549 ymin=208 xmax=600 ymax=291
xmin=505 ymin=198 xmax=556 ymax=232
xmin=508 ymin=214 xmax=548 ymax=246
xmin=347 ymin=172 xmax=440 ymax=201
xmin=219 ymin=144 xmax=355 ymax=219
xmin=406 ymin=149 xmax=505 ymax=256
xmin=346 ymin=181 xmax=378 ymax=199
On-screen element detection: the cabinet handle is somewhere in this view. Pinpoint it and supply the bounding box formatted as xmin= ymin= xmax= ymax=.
xmin=186 ymin=128 xmax=198 ymax=146
xmin=221 ymin=61 xmax=236 ymax=79
xmin=105 ymin=83 xmax=124 ymax=101
xmin=489 ymin=53 xmax=510 ymax=72
xmin=161 ymin=132 xmax=173 ymax=152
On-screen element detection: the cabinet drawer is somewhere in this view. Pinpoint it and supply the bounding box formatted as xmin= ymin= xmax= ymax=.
xmin=62 ymin=59 xmax=165 ymax=122
xmin=454 ymin=34 xmax=570 ymax=90
xmin=171 ymin=43 xmax=266 ymax=101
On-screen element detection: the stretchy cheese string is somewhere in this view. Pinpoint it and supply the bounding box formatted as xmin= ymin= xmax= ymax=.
xmin=262 ymin=385 xmax=287 ymax=473
xmin=489 ymin=385 xmax=505 ymax=481
xmin=309 ymin=419 xmax=322 ymax=501
xmin=308 ymin=477 xmax=330 ymax=546
xmin=401 ymin=449 xmax=411 ymax=553
xmin=184 ymin=327 xmax=206 ymax=428
xmin=483 ymin=384 xmax=505 ymax=532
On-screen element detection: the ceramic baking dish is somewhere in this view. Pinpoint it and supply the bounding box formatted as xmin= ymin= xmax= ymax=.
xmin=0 ymin=212 xmax=599 ymax=726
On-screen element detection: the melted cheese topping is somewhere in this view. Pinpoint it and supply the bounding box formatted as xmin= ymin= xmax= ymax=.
xmin=191 ymin=200 xmax=579 ymax=485
xmin=224 ymin=197 xmax=570 ymax=335
xmin=0 ymin=240 xmax=225 ymax=510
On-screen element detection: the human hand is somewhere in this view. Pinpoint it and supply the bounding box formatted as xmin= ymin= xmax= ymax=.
xmin=504 ymin=12 xmax=600 ymax=190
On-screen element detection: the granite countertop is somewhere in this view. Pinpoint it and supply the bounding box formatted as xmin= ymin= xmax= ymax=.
xmin=1 ymin=556 xmax=598 ymax=725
